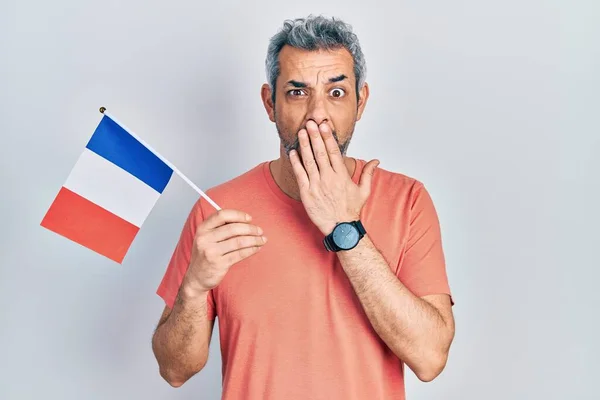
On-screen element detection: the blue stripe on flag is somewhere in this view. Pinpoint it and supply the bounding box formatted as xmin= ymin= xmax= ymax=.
xmin=86 ymin=115 xmax=173 ymax=193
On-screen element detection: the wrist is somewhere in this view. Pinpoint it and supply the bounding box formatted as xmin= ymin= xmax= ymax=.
xmin=323 ymin=214 xmax=361 ymax=235
xmin=322 ymin=222 xmax=337 ymax=236
xmin=337 ymin=234 xmax=369 ymax=255
xmin=178 ymin=278 xmax=210 ymax=305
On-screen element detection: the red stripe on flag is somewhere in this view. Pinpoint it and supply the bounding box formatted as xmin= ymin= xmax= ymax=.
xmin=41 ymin=187 xmax=140 ymax=263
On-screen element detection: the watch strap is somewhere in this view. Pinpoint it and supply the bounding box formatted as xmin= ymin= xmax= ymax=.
xmin=323 ymin=233 xmax=339 ymax=252
xmin=354 ymin=220 xmax=366 ymax=236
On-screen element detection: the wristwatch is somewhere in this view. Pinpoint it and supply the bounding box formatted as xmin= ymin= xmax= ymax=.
xmin=323 ymin=220 xmax=366 ymax=252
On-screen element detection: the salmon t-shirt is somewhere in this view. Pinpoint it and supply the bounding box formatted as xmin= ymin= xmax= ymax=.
xmin=156 ymin=158 xmax=452 ymax=400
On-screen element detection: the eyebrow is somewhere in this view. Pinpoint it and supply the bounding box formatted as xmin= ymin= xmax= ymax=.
xmin=286 ymin=80 xmax=307 ymax=88
xmin=328 ymin=74 xmax=347 ymax=83
xmin=285 ymin=74 xmax=348 ymax=88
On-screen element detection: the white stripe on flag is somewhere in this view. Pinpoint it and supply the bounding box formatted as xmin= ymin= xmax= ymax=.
xmin=63 ymin=148 xmax=161 ymax=227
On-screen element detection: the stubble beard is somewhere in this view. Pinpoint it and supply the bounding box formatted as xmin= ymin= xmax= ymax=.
xmin=274 ymin=113 xmax=355 ymax=159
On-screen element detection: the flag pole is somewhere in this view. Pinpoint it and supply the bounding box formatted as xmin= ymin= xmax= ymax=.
xmin=99 ymin=107 xmax=221 ymax=211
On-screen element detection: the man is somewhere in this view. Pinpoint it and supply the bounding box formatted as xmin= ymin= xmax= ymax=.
xmin=152 ymin=15 xmax=455 ymax=399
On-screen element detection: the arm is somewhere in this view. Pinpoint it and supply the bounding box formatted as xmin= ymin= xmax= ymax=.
xmin=337 ymin=237 xmax=455 ymax=382
xmin=287 ymin=120 xmax=455 ymax=381
xmin=151 ymin=289 xmax=215 ymax=387
xmin=152 ymin=208 xmax=267 ymax=387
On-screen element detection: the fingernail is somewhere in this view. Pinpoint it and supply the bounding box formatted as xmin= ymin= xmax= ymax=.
xmin=262 ymin=236 xmax=268 ymax=243
xmin=246 ymin=214 xmax=252 ymax=221
xmin=257 ymin=227 xmax=263 ymax=235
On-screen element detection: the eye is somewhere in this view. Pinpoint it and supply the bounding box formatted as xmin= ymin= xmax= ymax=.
xmin=288 ymin=89 xmax=307 ymax=97
xmin=329 ymin=88 xmax=346 ymax=98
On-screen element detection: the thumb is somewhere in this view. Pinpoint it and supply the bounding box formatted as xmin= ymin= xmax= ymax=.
xmin=359 ymin=159 xmax=380 ymax=195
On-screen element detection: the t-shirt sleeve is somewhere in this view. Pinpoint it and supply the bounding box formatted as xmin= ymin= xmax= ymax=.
xmin=156 ymin=198 xmax=217 ymax=320
xmin=397 ymin=182 xmax=453 ymax=304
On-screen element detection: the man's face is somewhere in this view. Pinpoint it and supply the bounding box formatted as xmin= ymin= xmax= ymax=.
xmin=264 ymin=45 xmax=368 ymax=157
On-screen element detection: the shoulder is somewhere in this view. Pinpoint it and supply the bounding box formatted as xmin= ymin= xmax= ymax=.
xmin=207 ymin=161 xmax=266 ymax=195
xmin=193 ymin=161 xmax=268 ymax=216
xmin=367 ymin=160 xmax=426 ymax=202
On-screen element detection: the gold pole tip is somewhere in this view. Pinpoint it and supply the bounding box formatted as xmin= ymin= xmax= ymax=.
xmin=99 ymin=107 xmax=106 ymax=114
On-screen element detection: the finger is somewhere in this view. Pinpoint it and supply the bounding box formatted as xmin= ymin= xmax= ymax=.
xmin=306 ymin=120 xmax=332 ymax=173
xmin=199 ymin=209 xmax=252 ymax=232
xmin=359 ymin=159 xmax=380 ymax=197
xmin=210 ymin=222 xmax=263 ymax=242
xmin=298 ymin=128 xmax=320 ymax=181
xmin=289 ymin=149 xmax=309 ymax=189
xmin=218 ymin=234 xmax=267 ymax=255
xmin=223 ymin=244 xmax=263 ymax=266
xmin=319 ymin=123 xmax=345 ymax=173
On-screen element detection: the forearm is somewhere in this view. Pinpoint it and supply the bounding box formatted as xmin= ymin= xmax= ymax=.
xmin=152 ymin=289 xmax=211 ymax=386
xmin=337 ymin=236 xmax=452 ymax=381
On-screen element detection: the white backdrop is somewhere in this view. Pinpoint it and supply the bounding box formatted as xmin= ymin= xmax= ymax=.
xmin=1 ymin=1 xmax=598 ymax=399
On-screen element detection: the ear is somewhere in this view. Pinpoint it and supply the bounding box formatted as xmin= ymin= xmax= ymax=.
xmin=261 ymin=83 xmax=276 ymax=122
xmin=356 ymin=82 xmax=369 ymax=121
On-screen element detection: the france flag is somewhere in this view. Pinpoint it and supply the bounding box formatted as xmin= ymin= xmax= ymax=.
xmin=41 ymin=113 xmax=174 ymax=263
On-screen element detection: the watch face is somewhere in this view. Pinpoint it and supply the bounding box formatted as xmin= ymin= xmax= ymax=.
xmin=332 ymin=223 xmax=359 ymax=250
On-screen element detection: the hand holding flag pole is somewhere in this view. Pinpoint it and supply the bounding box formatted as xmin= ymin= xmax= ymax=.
xmin=41 ymin=107 xmax=221 ymax=263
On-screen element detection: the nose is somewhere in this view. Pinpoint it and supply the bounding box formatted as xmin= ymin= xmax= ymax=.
xmin=306 ymin=94 xmax=329 ymax=126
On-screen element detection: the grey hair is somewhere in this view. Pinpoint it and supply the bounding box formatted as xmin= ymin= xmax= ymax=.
xmin=265 ymin=15 xmax=367 ymax=103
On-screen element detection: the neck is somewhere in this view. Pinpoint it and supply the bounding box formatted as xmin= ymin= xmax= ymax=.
xmin=269 ymin=147 xmax=356 ymax=201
